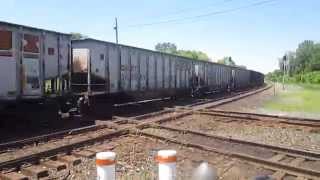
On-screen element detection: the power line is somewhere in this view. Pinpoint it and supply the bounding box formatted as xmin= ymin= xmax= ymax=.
xmin=127 ymin=0 xmax=278 ymax=28
xmin=123 ymin=0 xmax=235 ymax=31
xmin=157 ymin=0 xmax=234 ymax=18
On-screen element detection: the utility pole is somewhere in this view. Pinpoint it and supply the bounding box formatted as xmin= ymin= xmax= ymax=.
xmin=114 ymin=17 xmax=119 ymax=44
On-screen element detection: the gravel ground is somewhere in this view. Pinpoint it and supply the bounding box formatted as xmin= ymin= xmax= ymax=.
xmin=214 ymin=85 xmax=277 ymax=113
xmin=69 ymin=135 xmax=275 ymax=180
xmin=164 ymin=114 xmax=320 ymax=152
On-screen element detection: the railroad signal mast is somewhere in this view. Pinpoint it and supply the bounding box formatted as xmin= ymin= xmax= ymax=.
xmin=282 ymin=54 xmax=289 ymax=90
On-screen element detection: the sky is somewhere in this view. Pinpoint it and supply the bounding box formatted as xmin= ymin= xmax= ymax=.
xmin=1 ymin=0 xmax=320 ymax=74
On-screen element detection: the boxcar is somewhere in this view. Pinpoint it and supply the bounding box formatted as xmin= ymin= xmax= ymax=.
xmin=72 ymin=39 xmax=195 ymax=104
xmin=0 ymin=21 xmax=71 ymax=112
xmin=0 ymin=21 xmax=265 ymax=119
xmin=71 ymin=39 xmax=255 ymax=106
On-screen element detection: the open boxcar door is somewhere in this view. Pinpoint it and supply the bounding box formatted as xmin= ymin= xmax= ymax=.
xmin=72 ymin=48 xmax=90 ymax=94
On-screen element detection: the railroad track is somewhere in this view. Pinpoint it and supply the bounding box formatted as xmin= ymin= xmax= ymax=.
xmin=188 ymin=85 xmax=271 ymax=110
xmin=1 ymin=113 xmax=319 ymax=179
xmin=0 ymin=86 xmax=270 ymax=152
xmin=5 ymin=85 xmax=306 ymax=179
xmin=0 ymin=124 xmax=111 ymax=152
xmin=139 ymin=124 xmax=320 ymax=179
xmin=197 ymin=109 xmax=320 ymax=128
xmin=0 ymin=111 xmax=192 ymax=179
xmin=0 ymin=118 xmax=134 ymax=154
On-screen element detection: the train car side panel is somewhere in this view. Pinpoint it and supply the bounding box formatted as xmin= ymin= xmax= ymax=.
xmin=0 ymin=27 xmax=17 ymax=100
xmin=155 ymin=53 xmax=163 ymax=90
xmin=130 ymin=49 xmax=139 ymax=91
xmin=108 ymin=43 xmax=120 ymax=93
xmin=139 ymin=50 xmax=148 ymax=91
xmin=164 ymin=55 xmax=170 ymax=89
xmin=59 ymin=35 xmax=71 ymax=76
xmin=146 ymin=53 xmax=154 ymax=90
xmin=120 ymin=46 xmax=130 ymax=91
xmin=170 ymin=57 xmax=176 ymax=89
xmin=44 ymin=33 xmax=59 ymax=79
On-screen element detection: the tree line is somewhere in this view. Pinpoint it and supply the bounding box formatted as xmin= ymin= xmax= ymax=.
xmin=155 ymin=42 xmax=210 ymax=61
xmin=267 ymin=40 xmax=320 ymax=84
xmin=155 ymin=42 xmax=246 ymax=68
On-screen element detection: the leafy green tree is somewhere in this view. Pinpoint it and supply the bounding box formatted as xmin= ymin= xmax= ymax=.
xmin=70 ymin=32 xmax=88 ymax=40
xmin=155 ymin=42 xmax=210 ymax=61
xmin=295 ymin=40 xmax=314 ymax=73
xmin=217 ymin=57 xmax=236 ymax=66
xmin=177 ymin=50 xmax=210 ymax=61
xmin=286 ymin=51 xmax=295 ymax=75
xmin=155 ymin=42 xmax=177 ymax=54
xmin=266 ymin=69 xmax=283 ymax=82
xmin=309 ymin=44 xmax=320 ymax=71
xmin=269 ymin=40 xmax=320 ymax=84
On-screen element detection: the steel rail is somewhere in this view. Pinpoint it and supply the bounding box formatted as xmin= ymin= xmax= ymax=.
xmin=151 ymin=124 xmax=320 ymax=159
xmin=204 ymin=109 xmax=320 ymax=123
xmin=193 ymin=85 xmax=271 ymax=110
xmin=187 ymin=86 xmax=269 ymax=108
xmin=139 ymin=130 xmax=320 ymax=178
xmin=198 ymin=111 xmax=320 ymax=128
xmin=0 ymin=124 xmax=113 ymax=151
xmin=0 ymin=129 xmax=129 ymax=170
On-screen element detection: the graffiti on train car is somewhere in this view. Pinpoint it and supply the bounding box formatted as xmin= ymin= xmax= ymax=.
xmin=120 ymin=64 xmax=145 ymax=81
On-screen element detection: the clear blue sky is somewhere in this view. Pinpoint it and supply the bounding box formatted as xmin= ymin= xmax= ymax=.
xmin=1 ymin=0 xmax=319 ymax=73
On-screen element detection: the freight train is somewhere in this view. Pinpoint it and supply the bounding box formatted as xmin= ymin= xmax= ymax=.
xmin=0 ymin=21 xmax=264 ymax=119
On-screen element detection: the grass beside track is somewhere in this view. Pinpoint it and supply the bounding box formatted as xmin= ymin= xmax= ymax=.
xmin=264 ymin=83 xmax=320 ymax=113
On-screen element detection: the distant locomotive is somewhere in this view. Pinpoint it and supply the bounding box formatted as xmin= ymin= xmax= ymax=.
xmin=0 ymin=21 xmax=264 ymax=119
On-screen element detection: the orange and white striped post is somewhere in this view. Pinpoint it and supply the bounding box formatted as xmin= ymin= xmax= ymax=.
xmin=156 ymin=150 xmax=177 ymax=180
xmin=96 ymin=152 xmax=116 ymax=180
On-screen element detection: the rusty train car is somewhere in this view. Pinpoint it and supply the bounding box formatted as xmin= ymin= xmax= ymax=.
xmin=0 ymin=21 xmax=72 ymax=120
xmin=0 ymin=21 xmax=264 ymax=118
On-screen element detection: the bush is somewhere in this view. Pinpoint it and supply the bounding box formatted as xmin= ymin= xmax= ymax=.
xmin=296 ymin=71 xmax=320 ymax=84
xmin=267 ymin=71 xmax=320 ymax=84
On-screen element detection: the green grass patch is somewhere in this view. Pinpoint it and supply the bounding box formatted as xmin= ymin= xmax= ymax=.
xmin=264 ymin=84 xmax=320 ymax=113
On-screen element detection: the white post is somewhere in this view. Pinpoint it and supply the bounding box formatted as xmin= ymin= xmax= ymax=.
xmin=96 ymin=152 xmax=116 ymax=180
xmin=156 ymin=150 xmax=177 ymax=180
